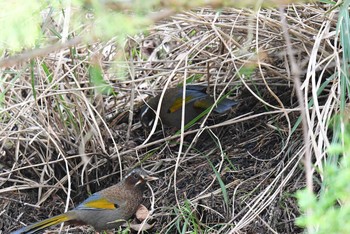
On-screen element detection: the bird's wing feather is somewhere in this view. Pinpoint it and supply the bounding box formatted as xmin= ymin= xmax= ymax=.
xmin=168 ymin=96 xmax=194 ymax=113
xmin=186 ymin=85 xmax=207 ymax=92
xmin=193 ymin=99 xmax=213 ymax=109
xmin=194 ymin=98 xmax=238 ymax=113
xmin=169 ymin=88 xmax=210 ymax=113
xmin=76 ymin=193 xmax=119 ymax=210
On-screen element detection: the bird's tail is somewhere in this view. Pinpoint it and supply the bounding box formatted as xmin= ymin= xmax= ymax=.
xmin=11 ymin=213 xmax=73 ymax=234
xmin=214 ymin=98 xmax=239 ymax=113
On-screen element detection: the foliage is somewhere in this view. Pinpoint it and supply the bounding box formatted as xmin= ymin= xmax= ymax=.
xmin=296 ymin=124 xmax=350 ymax=233
xmin=0 ymin=0 xmax=311 ymax=53
xmin=0 ymin=1 xmax=45 ymax=51
xmin=0 ymin=0 xmax=157 ymax=53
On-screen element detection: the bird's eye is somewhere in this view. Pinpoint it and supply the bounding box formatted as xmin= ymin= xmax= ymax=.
xmin=133 ymin=173 xmax=139 ymax=179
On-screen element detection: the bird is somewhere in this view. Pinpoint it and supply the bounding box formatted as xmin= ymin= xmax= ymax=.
xmin=140 ymin=85 xmax=238 ymax=129
xmin=12 ymin=168 xmax=157 ymax=233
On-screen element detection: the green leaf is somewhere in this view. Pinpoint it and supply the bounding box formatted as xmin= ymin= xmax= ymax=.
xmin=89 ymin=65 xmax=114 ymax=95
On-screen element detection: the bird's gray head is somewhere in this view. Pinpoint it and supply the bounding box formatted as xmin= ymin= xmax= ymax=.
xmin=124 ymin=168 xmax=157 ymax=189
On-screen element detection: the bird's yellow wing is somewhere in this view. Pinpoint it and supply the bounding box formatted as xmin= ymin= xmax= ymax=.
xmin=77 ymin=193 xmax=118 ymax=210
xmin=168 ymin=96 xmax=193 ymax=113
xmin=193 ymin=99 xmax=213 ymax=109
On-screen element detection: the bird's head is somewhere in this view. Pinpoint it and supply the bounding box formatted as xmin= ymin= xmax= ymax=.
xmin=140 ymin=104 xmax=156 ymax=128
xmin=124 ymin=168 xmax=158 ymax=190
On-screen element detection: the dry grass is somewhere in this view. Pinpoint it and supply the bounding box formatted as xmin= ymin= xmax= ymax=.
xmin=0 ymin=4 xmax=340 ymax=233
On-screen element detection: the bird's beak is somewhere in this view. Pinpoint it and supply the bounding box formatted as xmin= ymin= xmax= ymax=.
xmin=135 ymin=174 xmax=158 ymax=187
xmin=142 ymin=174 xmax=158 ymax=181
